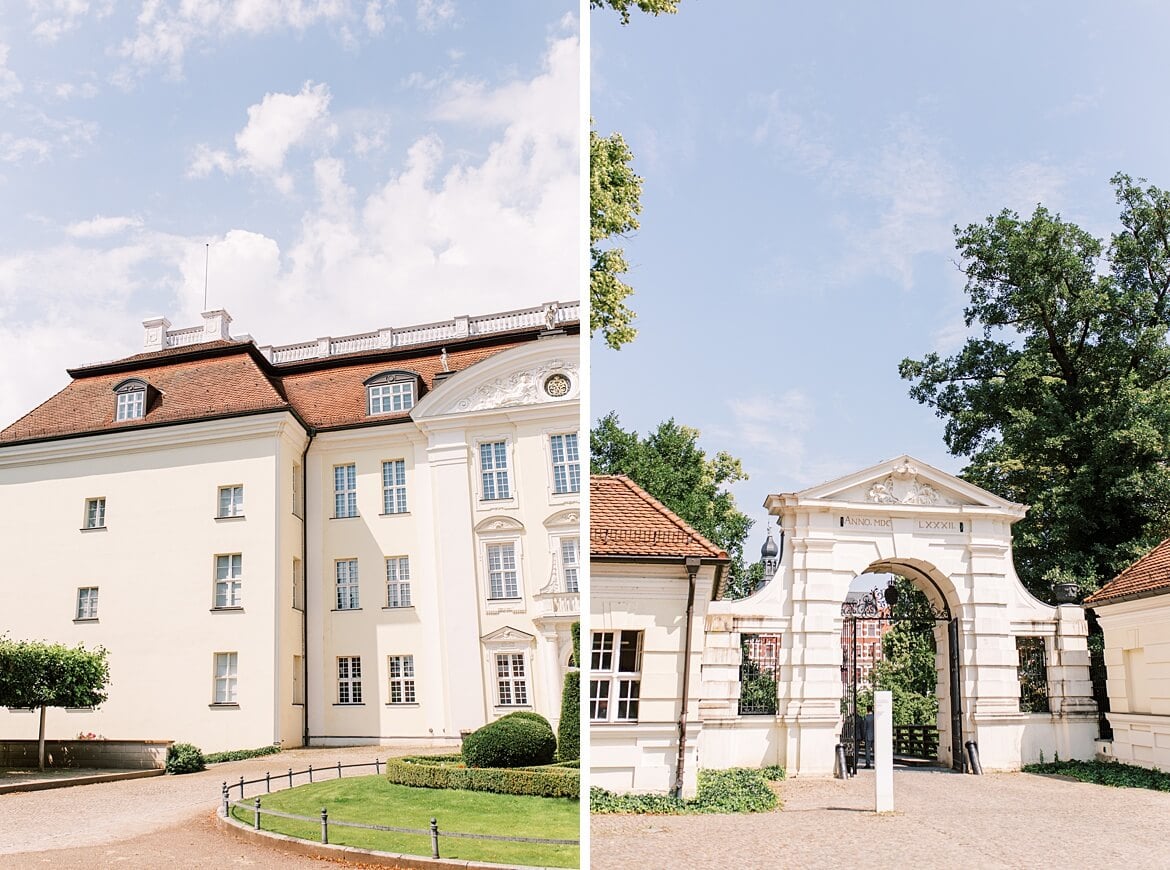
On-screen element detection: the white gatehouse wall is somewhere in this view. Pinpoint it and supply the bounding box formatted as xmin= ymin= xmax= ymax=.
xmin=699 ymin=456 xmax=1099 ymax=776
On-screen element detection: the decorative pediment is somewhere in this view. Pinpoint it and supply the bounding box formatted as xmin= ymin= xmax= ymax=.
xmin=779 ymin=454 xmax=1025 ymax=514
xmin=474 ymin=515 xmax=525 ymax=534
xmin=481 ymin=626 xmax=536 ymax=645
xmin=411 ymin=335 xmax=579 ymax=420
xmin=543 ymin=509 xmax=580 ymax=530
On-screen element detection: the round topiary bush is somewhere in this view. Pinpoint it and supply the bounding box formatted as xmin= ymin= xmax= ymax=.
xmin=166 ymin=742 xmax=206 ymax=774
xmin=462 ymin=714 xmax=557 ymax=769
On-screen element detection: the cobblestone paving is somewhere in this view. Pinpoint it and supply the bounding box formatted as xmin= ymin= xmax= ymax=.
xmin=591 ymin=767 xmax=1169 ymax=869
xmin=0 ymin=743 xmax=441 ymax=866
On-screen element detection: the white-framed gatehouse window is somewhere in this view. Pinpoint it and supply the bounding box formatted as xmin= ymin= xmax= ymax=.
xmin=83 ymin=497 xmax=106 ymax=529
xmin=495 ymin=653 xmax=529 ymax=707
xmin=213 ymin=652 xmax=238 ymax=705
xmin=549 ymin=432 xmax=581 ymax=494
xmin=382 ymin=460 xmax=407 ymax=514
xmin=385 ymin=556 xmax=411 ymax=608
xmin=560 ymin=536 xmax=580 ymax=593
xmin=214 ymin=554 xmax=243 ymax=608
xmin=75 ymin=587 xmax=99 ymax=620
xmin=337 ymin=656 xmax=363 ymax=704
xmin=336 ymin=559 xmax=360 ymax=610
xmin=590 ymin=630 xmax=643 ymax=723
xmin=217 ymin=485 xmax=244 ymax=518
xmin=334 ymin=463 xmax=357 ymax=518
xmin=480 ymin=441 xmax=511 ymax=501
xmin=486 ymin=542 xmax=520 ymax=600
xmin=387 ymin=655 xmax=416 ymax=704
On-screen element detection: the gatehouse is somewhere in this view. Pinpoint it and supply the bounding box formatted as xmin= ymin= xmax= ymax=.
xmin=698 ymin=455 xmax=1099 ymax=776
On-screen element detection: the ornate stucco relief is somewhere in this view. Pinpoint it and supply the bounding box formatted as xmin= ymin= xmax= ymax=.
xmin=454 ymin=360 xmax=579 ymax=412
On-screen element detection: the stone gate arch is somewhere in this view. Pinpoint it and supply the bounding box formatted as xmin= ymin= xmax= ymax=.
xmin=698 ymin=455 xmax=1098 ymax=776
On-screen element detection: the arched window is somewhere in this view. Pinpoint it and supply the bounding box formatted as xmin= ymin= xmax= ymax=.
xmin=113 ymin=378 xmax=150 ymax=421
xmin=364 ymin=371 xmax=418 ymax=416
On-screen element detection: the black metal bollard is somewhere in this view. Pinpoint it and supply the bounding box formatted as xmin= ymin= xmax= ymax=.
xmin=239 ymin=775 xmax=245 ymax=799
xmin=288 ymin=767 xmax=294 ymax=788
xmin=320 ymin=807 xmax=329 ymax=844
xmin=430 ymin=817 xmax=439 ymax=859
xmin=375 ymin=757 xmax=381 ymax=775
xmin=834 ymin=744 xmax=849 ymax=779
xmin=253 ymin=797 xmax=261 ymax=830
xmin=965 ymin=741 xmax=984 ymax=775
xmin=308 ymin=763 xmax=314 ymax=783
xmin=265 ymin=771 xmax=271 ymax=793
xmin=221 ymin=782 xmax=229 ymax=817
xmin=337 ymin=760 xmax=342 ymax=779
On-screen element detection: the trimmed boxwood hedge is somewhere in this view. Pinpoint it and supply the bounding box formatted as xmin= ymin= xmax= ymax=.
xmin=462 ymin=712 xmax=557 ymax=768
xmin=204 ymin=744 xmax=282 ymax=764
xmin=385 ymin=755 xmax=579 ymax=799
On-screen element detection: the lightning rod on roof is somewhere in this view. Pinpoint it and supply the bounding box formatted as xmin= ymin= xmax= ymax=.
xmin=203 ymin=243 xmax=210 ymax=311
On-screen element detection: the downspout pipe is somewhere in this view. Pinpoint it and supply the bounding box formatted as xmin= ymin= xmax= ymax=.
xmin=300 ymin=429 xmax=315 ymax=747
xmin=673 ymin=555 xmax=703 ymax=799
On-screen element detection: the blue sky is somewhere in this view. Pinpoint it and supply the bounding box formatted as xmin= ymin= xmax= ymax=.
xmin=591 ymin=1 xmax=1170 ymax=557
xmin=0 ymin=0 xmax=578 ymax=427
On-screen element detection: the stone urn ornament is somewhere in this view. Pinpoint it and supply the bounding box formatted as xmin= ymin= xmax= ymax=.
xmin=1052 ymin=581 xmax=1081 ymax=604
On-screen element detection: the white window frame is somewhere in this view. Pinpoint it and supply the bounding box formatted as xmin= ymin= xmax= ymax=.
xmin=381 ymin=460 xmax=408 ymax=515
xmin=213 ymin=652 xmax=238 ymax=705
xmin=115 ymin=388 xmax=145 ymax=421
xmin=385 ymin=556 xmax=412 ymax=608
xmin=76 ymin=587 xmax=99 ymax=620
xmin=337 ymin=656 xmax=363 ymax=704
xmin=479 ymin=440 xmax=512 ymax=501
xmin=368 ymin=381 xmax=415 ymax=415
xmin=83 ymin=497 xmax=106 ymax=530
xmin=335 ymin=559 xmax=360 ymax=610
xmin=387 ymin=654 xmax=417 ymax=704
xmin=559 ymin=536 xmax=580 ymax=594
xmin=548 ymin=432 xmax=581 ymax=495
xmin=334 ymin=463 xmax=358 ymax=519
xmin=486 ymin=542 xmax=521 ymax=600
xmin=494 ymin=652 xmax=530 ymax=707
xmin=590 ymin=630 xmax=643 ymax=723
xmin=214 ymin=554 xmax=243 ymax=609
xmin=217 ymin=485 xmax=244 ymax=518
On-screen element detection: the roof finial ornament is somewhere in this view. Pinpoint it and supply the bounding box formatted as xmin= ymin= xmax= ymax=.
xmin=440 ymin=348 xmax=449 ymax=372
xmin=543 ymin=302 xmax=559 ymax=331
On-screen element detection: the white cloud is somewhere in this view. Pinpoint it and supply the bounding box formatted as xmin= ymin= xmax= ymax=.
xmin=0 ymin=44 xmax=23 ymax=101
xmin=27 ymin=0 xmax=111 ymax=43
xmin=416 ymin=0 xmax=454 ymax=31
xmin=66 ymin=215 xmax=144 ymax=238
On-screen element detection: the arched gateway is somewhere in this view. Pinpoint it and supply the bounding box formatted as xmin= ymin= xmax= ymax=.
xmin=698 ymin=456 xmax=1099 ymax=776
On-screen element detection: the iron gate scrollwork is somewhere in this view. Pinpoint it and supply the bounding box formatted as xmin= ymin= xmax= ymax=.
xmin=840 ymin=581 xmax=958 ymax=774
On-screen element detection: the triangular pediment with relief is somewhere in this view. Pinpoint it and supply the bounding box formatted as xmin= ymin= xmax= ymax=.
xmin=481 ymin=626 xmax=536 ymax=644
xmin=788 ymin=455 xmax=1023 ymax=513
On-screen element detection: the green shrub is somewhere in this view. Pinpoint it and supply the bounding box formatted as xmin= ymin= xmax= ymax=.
xmin=462 ymin=715 xmax=556 ymax=769
xmin=590 ymin=767 xmax=780 ymax=814
xmin=204 ymin=744 xmax=282 ymax=764
xmin=1024 ymin=759 xmax=1170 ymax=792
xmin=166 ymin=742 xmax=206 ymax=774
xmin=557 ymin=670 xmax=580 ymax=762
xmin=760 ymin=765 xmax=785 ymax=781
xmin=385 ymin=756 xmax=579 ymax=799
xmin=498 ymin=711 xmax=552 ymax=729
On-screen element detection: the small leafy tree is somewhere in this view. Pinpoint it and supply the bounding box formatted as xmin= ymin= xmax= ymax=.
xmin=0 ymin=639 xmax=110 ymax=771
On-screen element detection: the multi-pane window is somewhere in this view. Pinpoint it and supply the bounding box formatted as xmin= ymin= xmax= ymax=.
xmin=214 ymin=652 xmax=238 ymax=704
xmin=561 ymin=537 xmax=580 ymax=593
xmin=495 ymin=653 xmax=528 ymax=706
xmin=76 ymin=587 xmax=99 ymax=620
xmin=387 ymin=655 xmax=417 ymax=704
xmin=218 ymin=485 xmax=244 ymax=517
xmin=1016 ymin=636 xmax=1049 ymax=713
xmin=480 ymin=441 xmax=511 ymax=500
xmin=386 ymin=556 xmax=411 ymax=608
xmin=590 ymin=630 xmax=643 ymax=722
xmin=486 ymin=543 xmax=519 ymax=599
xmin=382 ymin=460 xmax=408 ymax=514
xmin=549 ymin=433 xmax=581 ymax=494
xmin=115 ymin=389 xmax=145 ymax=421
xmin=334 ymin=464 xmax=357 ymax=518
xmin=336 ymin=559 xmax=360 ymax=610
xmin=369 ymin=381 xmax=414 ymax=415
xmin=84 ymin=498 xmax=106 ymax=529
xmin=337 ymin=656 xmax=362 ymax=704
xmin=214 ymin=554 xmax=243 ymax=608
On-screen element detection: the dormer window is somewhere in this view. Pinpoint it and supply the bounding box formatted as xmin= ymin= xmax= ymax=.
xmin=113 ymin=379 xmax=149 ymax=421
xmin=365 ymin=371 xmax=418 ymax=416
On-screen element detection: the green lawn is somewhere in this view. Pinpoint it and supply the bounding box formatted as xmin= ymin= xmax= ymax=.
xmin=230 ymin=775 xmax=579 ymax=867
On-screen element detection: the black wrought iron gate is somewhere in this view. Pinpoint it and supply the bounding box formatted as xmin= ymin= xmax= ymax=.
xmin=840 ymin=582 xmax=959 ymax=774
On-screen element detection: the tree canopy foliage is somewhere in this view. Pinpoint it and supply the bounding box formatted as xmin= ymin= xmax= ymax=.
xmin=590 ymin=126 xmax=641 ymax=349
xmin=0 ymin=638 xmax=110 ymax=769
xmin=591 ymin=412 xmax=755 ymax=597
xmin=591 ymin=0 xmax=681 ymax=25
xmin=900 ymin=174 xmax=1170 ymax=598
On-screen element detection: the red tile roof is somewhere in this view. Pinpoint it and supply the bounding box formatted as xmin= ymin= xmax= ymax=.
xmin=1085 ymin=538 xmax=1170 ymax=605
xmin=0 ymin=322 xmax=577 ymax=445
xmin=590 ymin=474 xmax=727 ymax=560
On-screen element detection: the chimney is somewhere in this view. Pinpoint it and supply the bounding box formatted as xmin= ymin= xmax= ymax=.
xmin=142 ymin=316 xmax=171 ymax=350
xmin=202 ymin=309 xmax=233 ymax=342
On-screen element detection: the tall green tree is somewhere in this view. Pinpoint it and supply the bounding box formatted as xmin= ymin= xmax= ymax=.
xmin=0 ymin=639 xmax=110 ymax=770
xmin=900 ymin=174 xmax=1170 ymax=598
xmin=590 ymin=126 xmax=641 ymax=349
xmin=592 ymin=412 xmax=755 ymax=597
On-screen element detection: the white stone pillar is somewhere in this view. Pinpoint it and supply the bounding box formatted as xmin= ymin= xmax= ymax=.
xmin=874 ymin=691 xmax=893 ymax=812
xmin=142 ymin=316 xmax=171 ymax=349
